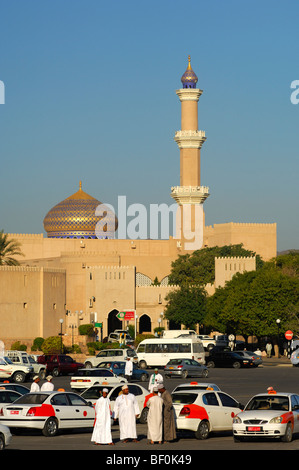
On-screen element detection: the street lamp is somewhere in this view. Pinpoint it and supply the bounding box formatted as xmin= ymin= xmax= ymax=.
xmin=276 ymin=319 xmax=281 ymax=358
xmin=59 ymin=318 xmax=64 ymax=354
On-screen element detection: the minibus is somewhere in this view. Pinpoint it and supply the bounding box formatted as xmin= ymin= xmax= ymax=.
xmin=136 ymin=337 xmax=205 ymax=369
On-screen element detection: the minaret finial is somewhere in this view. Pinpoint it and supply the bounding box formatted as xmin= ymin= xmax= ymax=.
xmin=79 ymin=180 xmax=82 ymax=190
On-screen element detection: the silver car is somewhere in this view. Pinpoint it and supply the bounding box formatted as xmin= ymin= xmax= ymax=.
xmin=234 ymin=350 xmax=263 ymax=367
xmin=164 ymin=358 xmax=209 ymax=379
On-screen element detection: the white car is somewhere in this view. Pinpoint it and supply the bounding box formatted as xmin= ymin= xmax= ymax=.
xmin=80 ymin=383 xmax=148 ymax=418
xmin=233 ymin=389 xmax=299 ymax=442
xmin=0 ymin=356 xmax=33 ymax=383
xmin=172 ymin=389 xmax=243 ymax=439
xmin=70 ymin=368 xmax=127 ymax=390
xmin=0 ymin=423 xmax=12 ymax=450
xmin=0 ymin=391 xmax=95 ymax=437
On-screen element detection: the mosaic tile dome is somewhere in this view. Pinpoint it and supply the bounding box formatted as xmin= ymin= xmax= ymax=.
xmin=181 ymin=55 xmax=198 ymax=88
xmin=43 ymin=182 xmax=117 ymax=239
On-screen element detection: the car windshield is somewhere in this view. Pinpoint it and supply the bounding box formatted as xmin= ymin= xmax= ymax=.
xmin=171 ymin=393 xmax=198 ymax=404
xmin=81 ymin=386 xmax=114 ymax=400
xmin=126 ymin=349 xmax=136 ymax=357
xmin=12 ymin=394 xmax=49 ymax=405
xmin=3 ymin=356 xmax=13 ymax=364
xmin=76 ymin=369 xmax=113 ymax=377
xmin=246 ymin=395 xmax=289 ymax=411
xmin=168 ymin=360 xmax=183 ymax=365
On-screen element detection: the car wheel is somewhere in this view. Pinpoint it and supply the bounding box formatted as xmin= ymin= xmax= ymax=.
xmin=206 ymin=361 xmax=215 ymax=368
xmin=52 ymin=368 xmax=60 ymax=377
xmin=182 ymin=370 xmax=188 ymax=379
xmin=12 ymin=371 xmax=26 ymax=383
xmin=39 ymin=369 xmax=46 ymax=380
xmin=0 ymin=434 xmax=5 ymax=450
xmin=42 ymin=417 xmax=59 ymax=437
xmin=202 ymin=369 xmax=209 ymax=378
xmin=282 ymin=422 xmax=293 ymax=442
xmin=139 ymin=407 xmax=149 ymax=424
xmin=140 ymin=373 xmax=148 ymax=382
xmin=85 ymin=362 xmax=92 ymax=369
xmin=195 ymin=420 xmax=210 ymax=440
xmin=139 ymin=361 xmax=147 ymax=369
xmin=233 ymin=361 xmax=241 ymax=369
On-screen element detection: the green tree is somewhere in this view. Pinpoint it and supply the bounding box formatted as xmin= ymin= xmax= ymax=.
xmin=168 ymin=244 xmax=263 ymax=287
xmin=0 ymin=230 xmax=24 ymax=265
xmin=205 ymin=264 xmax=299 ymax=339
xmin=164 ymin=285 xmax=207 ymax=329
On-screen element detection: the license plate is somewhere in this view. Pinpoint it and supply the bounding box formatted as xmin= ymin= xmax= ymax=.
xmin=247 ymin=426 xmax=262 ymax=432
xmin=10 ymin=410 xmax=19 ymax=415
xmin=169 ymin=367 xmax=174 ymax=369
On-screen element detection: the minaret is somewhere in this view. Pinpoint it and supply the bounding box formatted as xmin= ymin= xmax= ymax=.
xmin=171 ymin=56 xmax=209 ymax=250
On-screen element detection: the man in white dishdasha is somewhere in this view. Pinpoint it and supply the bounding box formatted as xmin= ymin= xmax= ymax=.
xmin=113 ymin=385 xmax=139 ymax=443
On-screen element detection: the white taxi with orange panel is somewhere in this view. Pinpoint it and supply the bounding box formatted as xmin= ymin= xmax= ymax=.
xmin=0 ymin=391 xmax=95 ymax=437
xmin=172 ymin=388 xmax=243 ymax=439
xmin=233 ymin=388 xmax=299 ymax=442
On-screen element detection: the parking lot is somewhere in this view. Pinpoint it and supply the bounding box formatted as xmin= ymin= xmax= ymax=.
xmin=2 ymin=356 xmax=299 ymax=452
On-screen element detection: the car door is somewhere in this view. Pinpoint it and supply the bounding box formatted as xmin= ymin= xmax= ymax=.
xmin=217 ymin=392 xmax=241 ymax=429
xmin=67 ymin=392 xmax=95 ymax=428
xmin=190 ymin=359 xmax=201 ymax=376
xmin=291 ymin=394 xmax=299 ymax=433
xmin=201 ymin=392 xmax=223 ymax=430
xmin=50 ymin=393 xmax=74 ymax=429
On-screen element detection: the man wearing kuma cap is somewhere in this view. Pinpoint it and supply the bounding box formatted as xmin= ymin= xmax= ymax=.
xmin=91 ymin=388 xmax=114 ymax=445
xmin=113 ymin=384 xmax=140 ymax=442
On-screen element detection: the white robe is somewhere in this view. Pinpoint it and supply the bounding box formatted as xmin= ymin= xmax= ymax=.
xmin=147 ymin=394 xmax=163 ymax=442
xmin=41 ymin=382 xmax=54 ymax=391
xmin=30 ymin=382 xmax=40 ymax=392
xmin=148 ymin=373 xmax=163 ymax=392
xmin=113 ymin=393 xmax=140 ymax=440
xmin=91 ymin=396 xmax=112 ymax=444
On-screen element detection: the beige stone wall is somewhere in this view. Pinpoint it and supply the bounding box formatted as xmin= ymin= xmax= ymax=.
xmin=215 ymin=256 xmax=256 ymax=288
xmin=204 ymin=222 xmax=277 ymax=261
xmin=0 ymin=266 xmax=66 ymax=340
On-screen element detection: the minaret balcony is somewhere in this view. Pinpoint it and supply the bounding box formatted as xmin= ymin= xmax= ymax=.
xmin=171 ymin=185 xmax=210 ymax=204
xmin=174 ymin=130 xmax=206 ymax=149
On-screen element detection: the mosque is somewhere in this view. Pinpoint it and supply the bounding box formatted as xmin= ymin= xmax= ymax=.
xmin=0 ymin=58 xmax=276 ymax=349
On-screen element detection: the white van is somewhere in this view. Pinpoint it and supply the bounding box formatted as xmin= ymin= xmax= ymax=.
xmin=136 ymin=337 xmax=205 ymax=369
xmin=162 ymin=330 xmax=197 ymax=339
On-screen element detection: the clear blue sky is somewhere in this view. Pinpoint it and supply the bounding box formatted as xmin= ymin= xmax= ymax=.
xmin=0 ymin=0 xmax=298 ymax=252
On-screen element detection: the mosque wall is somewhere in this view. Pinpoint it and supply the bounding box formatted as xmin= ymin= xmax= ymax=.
xmin=0 ymin=266 xmax=66 ymax=341
xmin=204 ymin=222 xmax=277 ymax=261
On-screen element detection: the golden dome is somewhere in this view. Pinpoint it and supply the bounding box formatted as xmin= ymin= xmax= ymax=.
xmin=43 ymin=182 xmax=117 ymax=239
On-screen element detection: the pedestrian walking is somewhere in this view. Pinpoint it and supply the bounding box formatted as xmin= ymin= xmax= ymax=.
xmin=147 ymin=386 xmax=163 ymax=444
xmin=41 ymin=375 xmax=54 ymax=391
xmin=158 ymin=383 xmax=176 ymax=443
xmin=266 ymin=342 xmax=272 ymax=358
xmin=125 ymin=357 xmax=133 ymax=382
xmin=113 ymin=384 xmax=139 ymax=443
xmin=91 ymin=388 xmax=114 ymax=445
xmin=148 ymin=368 xmax=163 ymax=393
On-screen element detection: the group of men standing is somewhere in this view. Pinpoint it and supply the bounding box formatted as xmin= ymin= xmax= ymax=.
xmin=91 ymin=381 xmax=176 ymax=446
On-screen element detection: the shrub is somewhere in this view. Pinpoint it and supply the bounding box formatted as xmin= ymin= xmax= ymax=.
xmin=78 ymin=324 xmax=95 ymax=336
xmin=31 ymin=337 xmax=44 ymax=351
xmin=41 ymin=336 xmax=64 ymax=354
xmin=11 ymin=341 xmax=27 ymax=351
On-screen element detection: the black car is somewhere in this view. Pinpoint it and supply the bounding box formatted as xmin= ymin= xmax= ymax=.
xmin=206 ymin=350 xmax=255 ymax=369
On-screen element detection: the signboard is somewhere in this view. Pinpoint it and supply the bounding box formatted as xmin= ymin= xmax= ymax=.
xmin=117 ymin=310 xmax=135 ymax=320
xmin=285 ymin=330 xmax=293 ymax=341
xmin=95 ymin=323 xmax=102 ymax=328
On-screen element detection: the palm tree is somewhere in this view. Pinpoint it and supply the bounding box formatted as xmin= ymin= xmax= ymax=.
xmin=0 ymin=230 xmax=24 ymax=265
